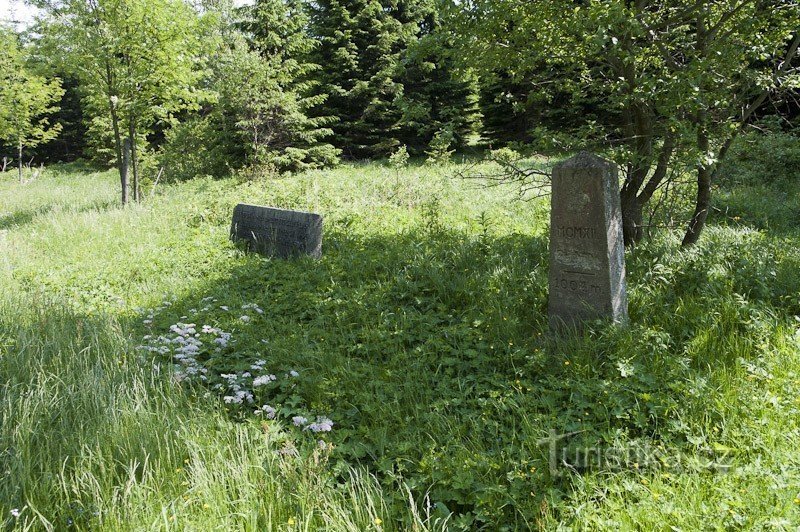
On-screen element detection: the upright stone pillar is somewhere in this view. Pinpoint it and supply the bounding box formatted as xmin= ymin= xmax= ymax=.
xmin=548 ymin=152 xmax=628 ymax=328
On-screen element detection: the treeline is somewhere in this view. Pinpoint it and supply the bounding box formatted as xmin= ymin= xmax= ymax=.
xmin=1 ymin=0 xmax=798 ymax=245
xmin=1 ymin=0 xmax=506 ymax=177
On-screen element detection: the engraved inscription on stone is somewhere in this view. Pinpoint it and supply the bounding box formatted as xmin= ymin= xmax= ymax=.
xmin=548 ymin=152 xmax=628 ymax=328
xmin=230 ymin=204 xmax=323 ymax=259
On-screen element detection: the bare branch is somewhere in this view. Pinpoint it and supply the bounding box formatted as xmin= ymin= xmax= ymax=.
xmin=455 ymin=154 xmax=552 ymax=201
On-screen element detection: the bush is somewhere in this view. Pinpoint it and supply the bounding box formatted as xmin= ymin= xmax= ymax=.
xmin=425 ymin=128 xmax=455 ymax=165
xmin=158 ymin=115 xmax=242 ymax=182
xmin=388 ymin=145 xmax=410 ymax=170
xmin=719 ymin=131 xmax=800 ymax=186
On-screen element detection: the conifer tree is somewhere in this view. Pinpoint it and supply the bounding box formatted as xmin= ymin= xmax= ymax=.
xmin=239 ymin=0 xmax=339 ymax=170
xmin=160 ymin=0 xmax=339 ymax=178
xmin=307 ymin=0 xmax=426 ymax=158
xmin=393 ymin=10 xmax=481 ymax=155
xmin=477 ymin=73 xmax=537 ymax=146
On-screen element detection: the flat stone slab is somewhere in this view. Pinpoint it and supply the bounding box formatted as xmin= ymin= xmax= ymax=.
xmin=548 ymin=152 xmax=628 ymax=328
xmin=230 ymin=204 xmax=322 ymax=259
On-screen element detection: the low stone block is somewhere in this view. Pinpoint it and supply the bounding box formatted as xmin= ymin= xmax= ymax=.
xmin=230 ymin=204 xmax=322 ymax=259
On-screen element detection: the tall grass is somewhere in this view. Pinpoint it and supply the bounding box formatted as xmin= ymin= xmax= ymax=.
xmin=1 ymin=159 xmax=799 ymax=529
xmin=0 ymin=297 xmax=442 ymax=530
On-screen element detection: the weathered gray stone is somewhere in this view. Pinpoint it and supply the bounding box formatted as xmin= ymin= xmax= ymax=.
xmin=230 ymin=204 xmax=322 ymax=259
xmin=548 ymin=152 xmax=628 ymax=328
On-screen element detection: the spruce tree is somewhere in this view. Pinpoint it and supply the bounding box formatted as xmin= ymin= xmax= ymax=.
xmin=231 ymin=0 xmax=339 ymax=171
xmin=478 ymin=72 xmax=538 ymax=146
xmin=393 ymin=10 xmax=480 ymax=155
xmin=307 ymin=0 xmax=426 ymax=159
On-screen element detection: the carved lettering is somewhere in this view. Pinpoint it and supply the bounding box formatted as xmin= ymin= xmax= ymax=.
xmin=555 ymin=226 xmax=598 ymax=239
xmin=548 ymin=152 xmax=628 ymax=328
xmin=230 ymin=204 xmax=323 ymax=259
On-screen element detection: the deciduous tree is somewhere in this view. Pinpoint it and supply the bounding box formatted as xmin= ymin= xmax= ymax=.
xmin=0 ymin=26 xmax=63 ymax=183
xmin=449 ymin=0 xmax=800 ymax=246
xmin=37 ymin=0 xmax=208 ymax=204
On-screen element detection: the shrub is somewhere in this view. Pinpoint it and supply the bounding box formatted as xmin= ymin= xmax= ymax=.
xmin=425 ymin=128 xmax=455 ymax=165
xmin=158 ymin=115 xmax=241 ymax=181
xmin=388 ymin=145 xmax=410 ymax=170
xmin=719 ymin=131 xmax=800 ymax=186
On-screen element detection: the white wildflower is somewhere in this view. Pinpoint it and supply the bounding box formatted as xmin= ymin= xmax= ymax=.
xmin=253 ymin=374 xmax=276 ymax=387
xmin=306 ymin=417 xmax=334 ymax=433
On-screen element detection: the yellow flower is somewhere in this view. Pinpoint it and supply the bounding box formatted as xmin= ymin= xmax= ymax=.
xmin=203 ymin=504 xmax=210 ymax=509
xmin=564 ymin=360 xmax=570 ymax=365
xmin=288 ymin=517 xmax=296 ymax=526
xmin=374 ymin=517 xmax=383 ymax=526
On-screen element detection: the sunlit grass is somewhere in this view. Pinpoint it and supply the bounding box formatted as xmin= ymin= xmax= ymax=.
xmin=1 ymin=160 xmax=799 ymax=529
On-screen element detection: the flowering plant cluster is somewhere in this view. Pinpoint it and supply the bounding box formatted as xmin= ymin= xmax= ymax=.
xmin=137 ymin=297 xmax=333 ymax=435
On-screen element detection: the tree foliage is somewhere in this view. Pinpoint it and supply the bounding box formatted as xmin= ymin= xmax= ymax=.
xmin=393 ymin=9 xmax=481 ymax=155
xmin=0 ymin=26 xmax=64 ymax=182
xmin=37 ymin=0 xmax=209 ymax=203
xmin=158 ymin=0 xmax=339 ymax=179
xmin=307 ymin=0 xmax=479 ymax=159
xmin=235 ymin=0 xmax=340 ymax=171
xmin=449 ymin=0 xmax=800 ymax=245
xmin=306 ymin=0 xmax=422 ymax=158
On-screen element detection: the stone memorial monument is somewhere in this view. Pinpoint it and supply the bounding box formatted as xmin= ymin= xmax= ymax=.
xmin=548 ymin=152 xmax=628 ymax=328
xmin=230 ymin=204 xmax=323 ymax=259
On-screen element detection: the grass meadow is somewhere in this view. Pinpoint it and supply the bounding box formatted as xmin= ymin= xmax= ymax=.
xmin=1 ymin=159 xmax=799 ymax=530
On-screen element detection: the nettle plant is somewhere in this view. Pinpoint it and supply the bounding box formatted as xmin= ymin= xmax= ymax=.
xmin=137 ymin=296 xmax=334 ymax=437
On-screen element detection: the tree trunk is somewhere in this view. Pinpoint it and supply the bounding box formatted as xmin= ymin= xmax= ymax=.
xmin=122 ymin=138 xmax=131 ymax=207
xmin=18 ymin=140 xmax=22 ymax=184
xmin=681 ymin=32 xmax=800 ymax=248
xmin=682 ymin=15 xmax=711 ymax=247
xmin=128 ymin=119 xmax=140 ymax=202
xmin=621 ymin=194 xmax=644 ymax=246
xmin=619 ymin=132 xmax=674 ymax=247
xmin=110 ymin=104 xmax=126 ymax=205
xmin=104 ymin=58 xmax=126 ymax=206
xmin=681 ymin=165 xmax=712 ymax=247
xmin=682 ymin=120 xmax=711 ymax=247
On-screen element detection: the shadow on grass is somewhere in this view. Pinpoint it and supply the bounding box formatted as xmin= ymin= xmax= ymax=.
xmin=132 ymin=219 xmax=790 ymax=526
xmin=0 ymin=198 xmax=119 ymax=231
xmin=0 ymin=206 xmax=54 ymax=230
